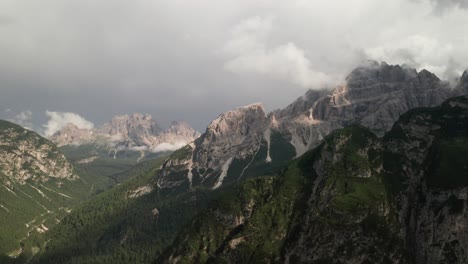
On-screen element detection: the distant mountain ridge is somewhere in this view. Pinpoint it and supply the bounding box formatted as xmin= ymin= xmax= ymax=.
xmin=49 ymin=113 xmax=200 ymax=155
xmin=157 ymin=61 xmax=468 ymax=191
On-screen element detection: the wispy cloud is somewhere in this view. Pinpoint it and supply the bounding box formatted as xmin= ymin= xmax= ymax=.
xmin=9 ymin=110 xmax=33 ymax=130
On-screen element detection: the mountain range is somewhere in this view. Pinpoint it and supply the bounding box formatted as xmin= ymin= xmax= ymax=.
xmin=157 ymin=61 xmax=468 ymax=191
xmin=49 ymin=113 xmax=200 ymax=157
xmin=1 ymin=61 xmax=468 ymax=264
xmin=159 ymin=95 xmax=468 ymax=263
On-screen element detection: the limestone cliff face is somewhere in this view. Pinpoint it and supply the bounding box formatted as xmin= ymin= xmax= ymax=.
xmin=157 ymin=62 xmax=466 ymax=190
xmin=0 ymin=120 xmax=76 ymax=184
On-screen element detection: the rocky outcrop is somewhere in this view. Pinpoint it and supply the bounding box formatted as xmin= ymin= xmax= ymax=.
xmin=157 ymin=62 xmax=466 ymax=190
xmin=0 ymin=120 xmax=77 ymax=184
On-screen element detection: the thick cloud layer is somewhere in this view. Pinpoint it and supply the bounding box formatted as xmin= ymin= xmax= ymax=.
xmin=0 ymin=0 xmax=467 ymax=131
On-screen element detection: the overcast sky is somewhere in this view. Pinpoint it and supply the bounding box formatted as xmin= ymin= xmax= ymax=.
xmin=0 ymin=0 xmax=467 ymax=134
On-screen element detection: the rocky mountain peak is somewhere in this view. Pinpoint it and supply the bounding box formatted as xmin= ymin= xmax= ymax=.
xmin=49 ymin=113 xmax=200 ymax=156
xmin=205 ymin=103 xmax=267 ymax=138
xmin=158 ymin=62 xmax=467 ymax=190
xmin=100 ymin=113 xmax=162 ymax=136
xmin=346 ymin=61 xmax=417 ymax=90
xmin=418 ymin=68 xmax=440 ymax=81
xmin=49 ymin=123 xmax=95 ymax=147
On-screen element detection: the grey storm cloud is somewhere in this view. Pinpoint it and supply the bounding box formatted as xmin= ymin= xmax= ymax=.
xmin=429 ymin=0 xmax=468 ymax=13
xmin=0 ymin=0 xmax=467 ymax=132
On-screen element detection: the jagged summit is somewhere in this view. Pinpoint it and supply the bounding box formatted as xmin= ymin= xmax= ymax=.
xmin=346 ymin=61 xmax=417 ymax=86
xmin=99 ymin=113 xmax=162 ymax=138
xmin=206 ymin=103 xmax=267 ymax=137
xmin=50 ymin=123 xmax=96 ymax=146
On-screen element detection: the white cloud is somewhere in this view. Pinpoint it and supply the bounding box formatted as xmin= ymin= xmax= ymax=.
xmin=222 ymin=16 xmax=334 ymax=89
xmin=9 ymin=110 xmax=33 ymax=130
xmin=43 ymin=111 xmax=94 ymax=137
xmin=151 ymin=142 xmax=187 ymax=153
xmin=129 ymin=146 xmax=149 ymax=151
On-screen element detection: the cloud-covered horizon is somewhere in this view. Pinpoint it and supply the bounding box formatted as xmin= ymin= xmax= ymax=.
xmin=0 ymin=0 xmax=467 ymax=131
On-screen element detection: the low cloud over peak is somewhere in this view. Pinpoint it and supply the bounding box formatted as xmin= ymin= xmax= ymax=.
xmin=43 ymin=111 xmax=94 ymax=137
